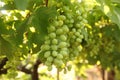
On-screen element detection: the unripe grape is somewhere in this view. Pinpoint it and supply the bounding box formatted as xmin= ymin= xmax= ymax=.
xmin=57 ymin=54 xmax=63 ymax=59
xmin=60 ymin=50 xmax=68 ymax=57
xmin=48 ymin=66 xmax=52 ymax=71
xmin=66 ymin=13 xmax=72 ymax=19
xmin=73 ymin=50 xmax=79 ymax=56
xmin=62 ymin=25 xmax=69 ymax=32
xmin=61 ymin=48 xmax=68 ymax=51
xmin=60 ymin=35 xmax=67 ymax=41
xmin=58 ymin=15 xmax=66 ymax=21
xmin=63 ymin=6 xmax=70 ymax=12
xmin=64 ymin=68 xmax=67 ymax=74
xmin=82 ymin=13 xmax=87 ymax=18
xmin=68 ymin=24 xmax=73 ymax=28
xmin=77 ymin=29 xmax=81 ymax=33
xmin=45 ymin=36 xmax=49 ymax=40
xmin=67 ymin=65 xmax=72 ymax=71
xmin=69 ymin=19 xmax=74 ymax=23
xmin=52 ymin=39 xmax=58 ymax=44
xmin=45 ymin=40 xmax=50 ymax=44
xmin=51 ymin=45 xmax=58 ymax=50
xmin=48 ymin=25 xmax=55 ymax=32
xmin=77 ymin=45 xmax=82 ymax=51
xmin=58 ymin=20 xmax=64 ymax=26
xmin=49 ymin=33 xmax=56 ymax=38
xmin=41 ymin=45 xmax=50 ymax=51
xmin=80 ymin=22 xmax=85 ymax=26
xmin=47 ymin=56 xmax=53 ymax=62
xmin=79 ymin=35 xmax=84 ymax=39
xmin=72 ymin=28 xmax=76 ymax=32
xmin=75 ymin=32 xmax=80 ymax=36
xmin=57 ymin=3 xmax=62 ymax=7
xmin=54 ymin=58 xmax=59 ymax=65
xmin=83 ymin=19 xmax=88 ymax=24
xmin=52 ymin=51 xmax=58 ymax=57
xmin=59 ymin=42 xmax=67 ymax=48
xmin=57 ymin=60 xmax=63 ymax=67
xmin=77 ymin=16 xmax=83 ymax=20
xmin=45 ymin=61 xmax=51 ymax=66
xmin=65 ymin=19 xmax=70 ymax=23
xmin=76 ymin=23 xmax=81 ymax=28
xmin=44 ymin=51 xmax=51 ymax=58
xmin=53 ymin=21 xmax=59 ymax=26
xmin=76 ymin=38 xmax=82 ymax=42
xmin=54 ymin=59 xmax=63 ymax=67
xmin=71 ymin=35 xmax=76 ymax=39
xmin=56 ymin=28 xmax=63 ymax=35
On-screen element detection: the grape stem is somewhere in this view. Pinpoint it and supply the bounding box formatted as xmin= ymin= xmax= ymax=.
xmin=57 ymin=68 xmax=60 ymax=80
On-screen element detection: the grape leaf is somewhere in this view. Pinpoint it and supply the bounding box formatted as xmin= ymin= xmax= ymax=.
xmin=0 ymin=1 xmax=16 ymax=10
xmin=111 ymin=0 xmax=120 ymax=4
xmin=14 ymin=0 xmax=29 ymax=10
xmin=0 ymin=35 xmax=14 ymax=59
xmin=31 ymin=7 xmax=57 ymax=42
xmin=0 ymin=18 xmax=7 ymax=34
xmin=96 ymin=0 xmax=120 ymax=29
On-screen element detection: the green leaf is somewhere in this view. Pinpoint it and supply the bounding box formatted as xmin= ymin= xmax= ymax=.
xmin=108 ymin=7 xmax=120 ymax=29
xmin=0 ymin=35 xmax=14 ymax=59
xmin=111 ymin=0 xmax=120 ymax=4
xmin=96 ymin=0 xmax=120 ymax=29
xmin=0 ymin=1 xmax=16 ymax=10
xmin=0 ymin=18 xmax=7 ymax=34
xmin=14 ymin=0 xmax=29 ymax=10
xmin=31 ymin=7 xmax=57 ymax=42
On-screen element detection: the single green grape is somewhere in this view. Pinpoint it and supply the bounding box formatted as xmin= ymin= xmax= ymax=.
xmin=44 ymin=51 xmax=51 ymax=58
xmin=56 ymin=28 xmax=63 ymax=35
xmin=41 ymin=44 xmax=50 ymax=51
xmin=60 ymin=50 xmax=68 ymax=57
xmin=47 ymin=56 xmax=53 ymax=62
xmin=51 ymin=45 xmax=58 ymax=50
xmin=60 ymin=35 xmax=67 ymax=41
xmin=48 ymin=25 xmax=56 ymax=32
xmin=58 ymin=20 xmax=64 ymax=26
xmin=45 ymin=40 xmax=50 ymax=44
xmin=59 ymin=42 xmax=67 ymax=48
xmin=64 ymin=68 xmax=67 ymax=74
xmin=67 ymin=65 xmax=72 ymax=71
xmin=62 ymin=25 xmax=69 ymax=32
xmin=49 ymin=33 xmax=56 ymax=39
xmin=76 ymin=38 xmax=82 ymax=42
xmin=45 ymin=60 xmax=51 ymax=66
xmin=69 ymin=19 xmax=74 ymax=23
xmin=52 ymin=39 xmax=58 ymax=44
xmin=53 ymin=21 xmax=59 ymax=26
xmin=47 ymin=65 xmax=52 ymax=71
xmin=75 ymin=23 xmax=81 ymax=28
xmin=57 ymin=54 xmax=63 ymax=59
xmin=52 ymin=51 xmax=58 ymax=57
xmin=58 ymin=15 xmax=66 ymax=21
xmin=75 ymin=32 xmax=80 ymax=36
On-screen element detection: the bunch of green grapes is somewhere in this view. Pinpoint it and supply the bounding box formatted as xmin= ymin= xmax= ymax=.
xmin=39 ymin=0 xmax=90 ymax=71
xmin=103 ymin=39 xmax=114 ymax=54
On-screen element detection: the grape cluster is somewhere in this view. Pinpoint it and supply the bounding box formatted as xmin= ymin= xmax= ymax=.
xmin=103 ymin=39 xmax=114 ymax=54
xmin=39 ymin=0 xmax=89 ymax=71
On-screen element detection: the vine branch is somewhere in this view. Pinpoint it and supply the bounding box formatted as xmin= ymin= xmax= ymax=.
xmin=0 ymin=57 xmax=9 ymax=75
xmin=32 ymin=59 xmax=41 ymax=80
xmin=45 ymin=0 xmax=48 ymax=7
xmin=17 ymin=65 xmax=32 ymax=74
xmin=0 ymin=57 xmax=8 ymax=69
